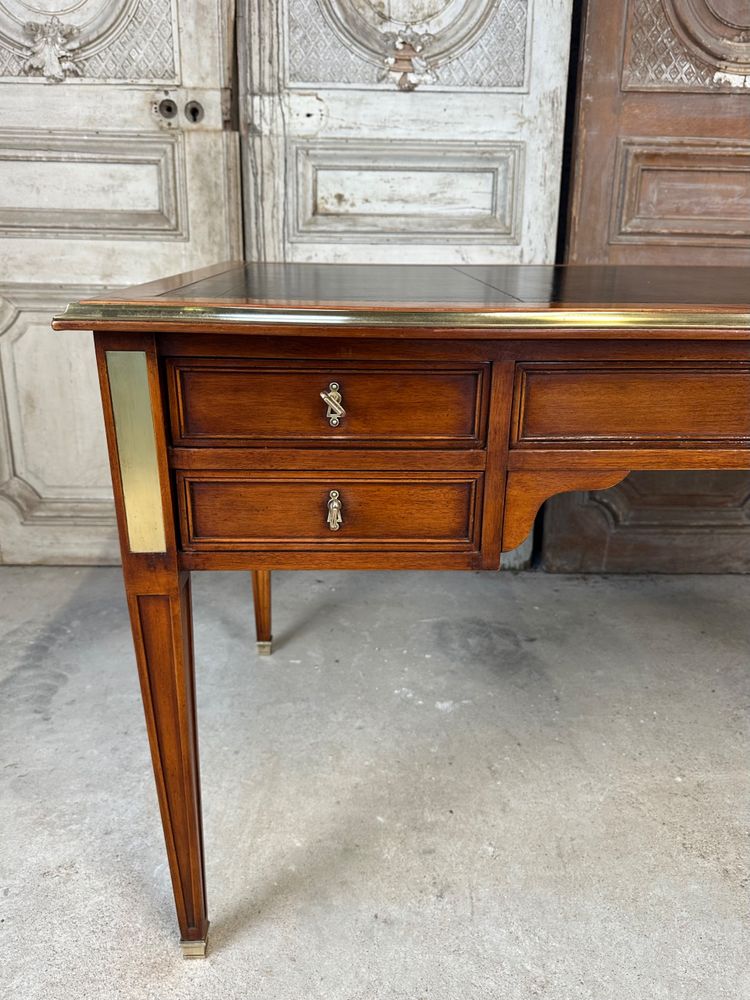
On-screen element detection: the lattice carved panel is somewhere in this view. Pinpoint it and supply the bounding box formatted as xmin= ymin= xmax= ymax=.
xmin=623 ymin=0 xmax=750 ymax=92
xmin=0 ymin=0 xmax=176 ymax=82
xmin=286 ymin=0 xmax=529 ymax=91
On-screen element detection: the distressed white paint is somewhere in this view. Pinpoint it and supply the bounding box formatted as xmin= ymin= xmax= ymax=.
xmin=714 ymin=70 xmax=750 ymax=88
xmin=375 ymin=1 xmax=456 ymax=20
xmin=0 ymin=160 xmax=161 ymax=212
xmin=0 ymin=286 xmax=115 ymax=564
xmin=317 ymin=168 xmax=495 ymax=217
xmin=0 ymin=0 xmax=242 ymax=563
xmin=292 ymin=138 xmax=520 ymax=240
xmin=243 ymin=0 xmax=573 ymax=265
xmin=3 ymin=310 xmax=110 ymax=497
xmin=0 ymin=131 xmax=187 ymax=239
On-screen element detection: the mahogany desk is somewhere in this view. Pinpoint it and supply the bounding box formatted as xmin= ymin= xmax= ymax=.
xmin=54 ymin=262 xmax=750 ymax=956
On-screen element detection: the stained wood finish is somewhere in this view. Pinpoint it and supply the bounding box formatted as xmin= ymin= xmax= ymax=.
xmin=168 ymin=360 xmax=489 ymax=448
xmin=548 ymin=0 xmax=750 ymax=572
xmin=183 ymin=550 xmax=482 ymax=572
xmin=502 ymin=470 xmax=630 ymax=551
xmin=479 ymin=361 xmax=515 ymax=569
xmin=54 ymin=261 xmax=750 ymax=952
xmin=170 ymin=447 xmax=487 ymax=472
xmin=509 ymin=448 xmax=750 ymax=471
xmin=178 ymin=472 xmax=483 ymax=552
xmin=155 ymin=333 xmax=750 ymax=364
xmin=128 ymin=577 xmax=207 ymax=946
xmin=93 ymin=331 xmax=208 ymax=953
xmin=566 ymin=6 xmax=750 ymax=267
xmin=514 ymin=363 xmax=750 ymax=445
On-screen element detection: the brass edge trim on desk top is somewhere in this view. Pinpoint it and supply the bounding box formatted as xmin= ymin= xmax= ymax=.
xmin=53 ymin=302 xmax=750 ymax=332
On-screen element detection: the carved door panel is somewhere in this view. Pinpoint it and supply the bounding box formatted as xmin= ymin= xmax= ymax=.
xmin=241 ymin=0 xmax=574 ymax=266
xmin=0 ymin=0 xmax=241 ymax=563
xmin=542 ymin=0 xmax=750 ymax=573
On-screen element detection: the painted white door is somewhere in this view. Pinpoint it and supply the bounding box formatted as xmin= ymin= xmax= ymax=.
xmin=241 ymin=0 xmax=573 ymax=265
xmin=241 ymin=0 xmax=573 ymax=564
xmin=0 ymin=0 xmax=242 ymax=563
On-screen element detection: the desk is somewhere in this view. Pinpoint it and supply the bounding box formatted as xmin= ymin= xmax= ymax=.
xmin=54 ymin=262 xmax=750 ymax=956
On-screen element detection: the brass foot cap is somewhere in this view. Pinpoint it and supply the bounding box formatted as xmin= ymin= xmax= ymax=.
xmin=257 ymin=639 xmax=273 ymax=656
xmin=180 ymin=929 xmax=209 ymax=959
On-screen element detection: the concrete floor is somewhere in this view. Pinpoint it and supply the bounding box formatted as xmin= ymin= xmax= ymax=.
xmin=1 ymin=567 xmax=749 ymax=999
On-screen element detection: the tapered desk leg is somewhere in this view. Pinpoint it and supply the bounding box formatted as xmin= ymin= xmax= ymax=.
xmin=96 ymin=339 xmax=209 ymax=955
xmin=126 ymin=571 xmax=209 ymax=957
xmin=251 ymin=570 xmax=272 ymax=655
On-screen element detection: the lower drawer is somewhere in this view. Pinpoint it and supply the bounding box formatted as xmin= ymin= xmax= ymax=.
xmin=177 ymin=471 xmax=484 ymax=551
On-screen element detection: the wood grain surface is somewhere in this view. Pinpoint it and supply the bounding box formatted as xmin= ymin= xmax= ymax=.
xmin=514 ymin=363 xmax=750 ymax=444
xmin=168 ymin=360 xmax=489 ymax=448
xmin=178 ymin=472 xmax=483 ymax=552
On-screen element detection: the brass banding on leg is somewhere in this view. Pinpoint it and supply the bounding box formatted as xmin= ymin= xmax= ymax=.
xmin=106 ymin=351 xmax=166 ymax=553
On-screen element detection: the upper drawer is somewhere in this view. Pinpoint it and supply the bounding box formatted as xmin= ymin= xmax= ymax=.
xmin=513 ymin=363 xmax=750 ymax=446
xmin=167 ymin=360 xmax=489 ymax=448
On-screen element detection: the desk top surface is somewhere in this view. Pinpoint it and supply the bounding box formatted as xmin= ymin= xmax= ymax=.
xmin=53 ymin=261 xmax=750 ymax=337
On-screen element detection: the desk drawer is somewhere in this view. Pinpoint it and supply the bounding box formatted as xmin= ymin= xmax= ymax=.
xmin=177 ymin=471 xmax=483 ymax=551
xmin=513 ymin=363 xmax=750 ymax=445
xmin=167 ymin=360 xmax=489 ymax=448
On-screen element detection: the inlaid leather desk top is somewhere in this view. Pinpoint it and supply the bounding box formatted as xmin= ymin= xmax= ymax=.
xmin=54 ymin=261 xmax=750 ymax=335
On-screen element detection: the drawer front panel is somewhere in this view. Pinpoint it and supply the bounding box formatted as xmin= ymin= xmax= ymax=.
xmin=177 ymin=472 xmax=483 ymax=550
xmin=514 ymin=363 xmax=750 ymax=445
xmin=168 ymin=361 xmax=488 ymax=447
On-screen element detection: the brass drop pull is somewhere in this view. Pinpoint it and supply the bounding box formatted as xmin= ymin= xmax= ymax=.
xmin=326 ymin=490 xmax=343 ymax=531
xmin=320 ymin=382 xmax=345 ymax=427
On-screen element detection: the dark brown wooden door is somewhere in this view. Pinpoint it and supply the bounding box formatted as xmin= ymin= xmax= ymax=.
xmin=543 ymin=0 xmax=750 ymax=572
